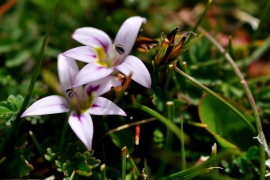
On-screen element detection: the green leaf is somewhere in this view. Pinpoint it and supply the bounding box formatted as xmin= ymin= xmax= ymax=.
xmin=230 ymin=146 xmax=260 ymax=179
xmin=0 ymin=95 xmax=24 ymax=125
xmin=153 ymin=129 xmax=164 ymax=148
xmin=107 ymin=116 xmax=134 ymax=154
xmin=45 ymin=147 xmax=59 ymax=161
xmin=198 ymin=94 xmax=256 ymax=150
xmin=55 ymin=142 xmax=101 ymax=178
xmin=4 ymin=135 xmax=34 ymax=178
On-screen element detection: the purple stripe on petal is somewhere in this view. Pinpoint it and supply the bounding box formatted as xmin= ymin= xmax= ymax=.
xmin=94 ymin=37 xmax=108 ymax=52
xmin=72 ymin=113 xmax=83 ymax=122
xmin=86 ymin=85 xmax=100 ymax=96
xmin=96 ymin=66 xmax=103 ymax=70
xmin=92 ymin=104 xmax=99 ymax=108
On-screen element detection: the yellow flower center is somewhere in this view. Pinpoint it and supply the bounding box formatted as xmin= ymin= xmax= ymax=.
xmin=80 ymin=93 xmax=95 ymax=113
xmin=69 ymin=92 xmax=95 ymax=115
xmin=95 ymin=47 xmax=113 ymax=67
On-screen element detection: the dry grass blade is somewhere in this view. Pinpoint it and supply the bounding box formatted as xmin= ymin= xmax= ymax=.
xmin=99 ymin=118 xmax=156 ymax=140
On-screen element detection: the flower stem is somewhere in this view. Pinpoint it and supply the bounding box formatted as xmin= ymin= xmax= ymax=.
xmin=70 ymin=170 xmax=76 ymax=180
xmin=29 ymin=131 xmax=44 ymax=157
xmin=29 ymin=131 xmax=53 ymax=173
xmin=228 ymin=35 xmax=235 ymax=60
xmin=192 ymin=0 xmax=212 ymax=33
xmin=152 ymin=60 xmax=157 ymax=87
xmin=144 ymin=159 xmax=149 ymax=180
xmin=164 ymin=66 xmax=172 ymax=90
xmin=156 ymin=101 xmax=174 ymax=178
xmin=170 ymin=64 xmax=181 ymax=90
xmin=165 ymin=101 xmax=174 ymax=150
xmin=99 ymin=118 xmax=156 ymax=140
xmin=180 ymin=116 xmax=186 ymax=170
xmin=159 ymin=149 xmax=235 ymax=180
xmin=127 ymin=154 xmax=140 ymax=178
xmin=252 ymin=0 xmax=270 ymax=41
xmin=132 ymin=103 xmax=190 ymax=143
xmin=173 ymin=61 xmax=256 ymax=135
xmin=100 ymin=164 xmax=107 ymax=180
xmin=121 ymin=146 xmax=127 ymax=180
xmin=59 ymin=105 xmax=73 ymax=154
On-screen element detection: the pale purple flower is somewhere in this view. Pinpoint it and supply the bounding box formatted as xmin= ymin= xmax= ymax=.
xmin=21 ymin=54 xmax=126 ymax=150
xmin=63 ymin=16 xmax=151 ymax=88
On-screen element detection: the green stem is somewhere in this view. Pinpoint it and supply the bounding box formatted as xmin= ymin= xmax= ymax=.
xmin=70 ymin=170 xmax=76 ymax=180
xmin=228 ymin=35 xmax=235 ymax=60
xmin=252 ymin=0 xmax=270 ymax=41
xmin=131 ymin=168 xmax=135 ymax=180
xmin=29 ymin=131 xmax=44 ymax=158
xmin=159 ymin=149 xmax=235 ymax=180
xmin=114 ymin=89 xmax=125 ymax=105
xmin=144 ymin=159 xmax=149 ymax=180
xmin=180 ymin=116 xmax=186 ymax=170
xmin=121 ymin=146 xmax=127 ymax=180
xmin=29 ymin=131 xmax=53 ymax=173
xmin=131 ymin=103 xmax=189 ymax=143
xmin=173 ymin=61 xmax=256 ymax=135
xmin=156 ymin=101 xmax=174 ymax=178
xmin=212 ymin=143 xmax=218 ymax=175
xmin=59 ymin=105 xmax=73 ymax=154
xmin=152 ymin=60 xmax=156 ymax=87
xmin=171 ymin=64 xmax=181 ymax=90
xmin=192 ymin=0 xmax=212 ymax=33
xmin=164 ymin=66 xmax=172 ymax=90
xmin=175 ymin=167 xmax=222 ymax=180
xmin=100 ymin=164 xmax=107 ymax=180
xmin=127 ymin=154 xmax=140 ymax=178
xmin=165 ymin=101 xmax=174 ymax=150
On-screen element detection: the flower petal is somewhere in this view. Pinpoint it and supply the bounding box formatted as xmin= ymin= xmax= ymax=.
xmin=114 ymin=16 xmax=146 ymax=57
xmin=20 ymin=95 xmax=69 ymax=117
xmin=62 ymin=46 xmax=97 ymax=63
xmin=116 ymin=55 xmax=151 ymax=88
xmin=74 ymin=64 xmax=114 ymax=87
xmin=58 ymin=54 xmax=83 ymax=99
xmin=88 ymin=97 xmax=126 ymax=116
xmin=85 ymin=76 xmax=121 ymax=97
xmin=68 ymin=112 xmax=93 ymax=150
xmin=72 ymin=27 xmax=112 ymax=53
xmin=58 ymin=54 xmax=79 ymax=91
